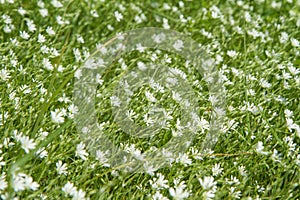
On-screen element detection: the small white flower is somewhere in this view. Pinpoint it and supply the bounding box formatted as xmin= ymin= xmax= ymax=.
xmin=73 ymin=48 xmax=82 ymax=62
xmin=23 ymin=176 xmax=39 ymax=190
xmin=56 ymin=161 xmax=68 ymax=175
xmin=169 ymin=181 xmax=190 ymax=200
xmin=143 ymin=162 xmax=157 ymax=176
xmin=212 ymin=163 xmax=223 ymax=176
xmin=136 ymin=43 xmax=146 ymax=52
xmin=51 ymin=109 xmax=65 ymax=124
xmin=176 ymin=153 xmax=192 ymax=166
xmin=74 ymin=69 xmax=82 ymax=79
xmin=19 ymin=136 xmax=36 ymax=153
xmin=77 ymin=35 xmax=84 ymax=44
xmin=96 ymin=150 xmax=110 ymax=167
xmin=42 ymin=58 xmax=53 ymax=71
xmin=150 ymin=173 xmax=169 ymax=189
xmin=0 ymin=69 xmax=10 ymax=81
xmin=152 ymin=191 xmax=168 ymax=200
xmin=26 ymin=19 xmax=36 ymax=32
xmin=110 ymin=96 xmax=121 ymax=107
xmin=172 ymin=91 xmax=182 ymax=102
xmin=18 ymin=7 xmax=26 ymax=15
xmin=46 ymin=26 xmax=55 ymax=36
xmin=20 ymin=31 xmax=30 ymax=40
xmin=288 ymin=66 xmax=300 ymax=75
xmin=39 ymin=8 xmax=48 ymax=17
xmin=114 ymin=11 xmax=123 ymax=21
xmin=72 ymin=189 xmax=86 ymax=200
xmin=279 ymin=32 xmax=289 ymax=44
xmin=259 ymin=78 xmax=271 ymax=88
xmin=0 ymin=174 xmax=8 ymax=191
xmin=291 ymin=38 xmax=300 ymax=47
xmin=145 ymin=91 xmax=157 ymax=102
xmin=51 ymin=0 xmax=63 ymax=8
xmin=152 ymin=33 xmax=166 ymax=43
xmin=173 ymin=40 xmax=184 ymax=51
xmin=163 ymin=18 xmax=170 ymax=29
xmin=12 ymin=173 xmax=39 ymax=192
xmin=255 ymin=141 xmax=269 ymax=155
xmin=198 ymin=176 xmax=217 ymax=191
xmin=137 ymin=61 xmax=147 ymax=71
xmin=38 ymin=34 xmax=46 ymax=43
xmin=2 ymin=14 xmax=12 ymax=24
xmin=227 ymin=50 xmax=238 ymax=58
xmin=36 ymin=148 xmax=48 ymax=158
xmin=68 ymin=104 xmax=78 ymax=119
xmin=75 ymin=142 xmax=89 ymax=160
xmin=62 ymin=181 xmax=76 ymax=196
xmin=90 ymin=9 xmax=99 ymax=18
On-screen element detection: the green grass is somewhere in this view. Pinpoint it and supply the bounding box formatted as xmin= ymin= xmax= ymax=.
xmin=0 ymin=0 xmax=300 ymax=199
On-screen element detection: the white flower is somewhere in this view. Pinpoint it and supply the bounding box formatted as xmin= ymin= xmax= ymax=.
xmin=110 ymin=96 xmax=121 ymax=107
xmin=212 ymin=163 xmax=223 ymax=176
xmin=114 ymin=11 xmax=123 ymax=21
xmin=255 ymin=141 xmax=269 ymax=155
xmin=176 ymin=153 xmax=192 ymax=166
xmin=291 ymin=38 xmax=300 ymax=47
xmin=56 ymin=161 xmax=68 ymax=175
xmin=152 ymin=33 xmax=166 ymax=43
xmin=0 ymin=174 xmax=7 ymax=191
xmin=137 ymin=61 xmax=147 ymax=71
xmin=172 ymin=91 xmax=182 ymax=102
xmin=51 ymin=0 xmax=63 ymax=8
xmin=2 ymin=14 xmax=12 ymax=24
xmin=288 ymin=66 xmax=300 ymax=75
xmin=145 ymin=91 xmax=157 ymax=102
xmin=46 ymin=26 xmax=55 ymax=36
xmin=136 ymin=43 xmax=146 ymax=52
xmin=26 ymin=19 xmax=36 ymax=32
xmin=152 ymin=191 xmax=168 ymax=200
xmin=68 ymin=104 xmax=78 ymax=119
xmin=198 ymin=176 xmax=217 ymax=191
xmin=96 ymin=150 xmax=110 ymax=167
xmin=62 ymin=181 xmax=76 ymax=196
xmin=227 ymin=50 xmax=238 ymax=58
xmin=18 ymin=7 xmax=26 ymax=15
xmin=72 ymin=189 xmax=86 ymax=200
xmin=19 ymin=136 xmax=36 ymax=153
xmin=210 ymin=5 xmax=221 ymax=19
xmin=38 ymin=33 xmax=46 ymax=43
xmin=36 ymin=148 xmax=48 ymax=158
xmin=74 ymin=69 xmax=82 ymax=79
xmin=23 ymin=176 xmax=39 ymax=190
xmin=0 ymin=69 xmax=10 ymax=81
xmin=202 ymin=190 xmax=216 ymax=200
xmin=150 ymin=173 xmax=169 ymax=189
xmin=279 ymin=32 xmax=289 ymax=44
xmin=259 ymin=78 xmax=271 ymax=88
xmin=169 ymin=181 xmax=190 ymax=200
xmin=39 ymin=8 xmax=48 ymax=17
xmin=163 ymin=18 xmax=170 ymax=29
xmin=12 ymin=174 xmax=25 ymax=192
xmin=173 ymin=40 xmax=184 ymax=51
xmin=12 ymin=173 xmax=39 ymax=192
xmin=20 ymin=31 xmax=30 ymax=40
xmin=73 ymin=48 xmax=82 ymax=62
xmin=90 ymin=9 xmax=99 ymax=18
xmin=77 ymin=35 xmax=84 ymax=44
xmin=51 ymin=109 xmax=65 ymax=124
xmin=143 ymin=162 xmax=157 ymax=176
xmin=42 ymin=58 xmax=53 ymax=71
xmin=75 ymin=142 xmax=89 ymax=160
